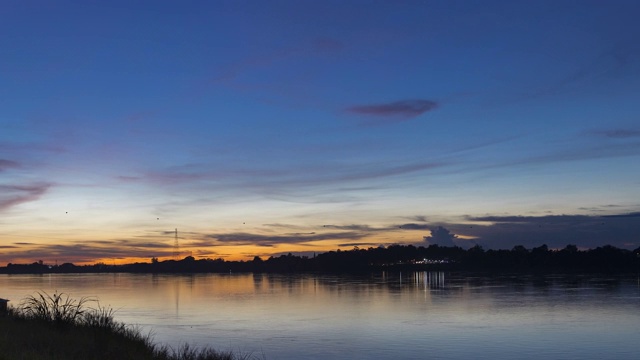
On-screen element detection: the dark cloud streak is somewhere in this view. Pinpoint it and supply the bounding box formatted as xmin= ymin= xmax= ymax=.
xmin=588 ymin=129 xmax=640 ymax=139
xmin=200 ymin=231 xmax=368 ymax=248
xmin=396 ymin=223 xmax=431 ymax=230
xmin=345 ymin=99 xmax=438 ymax=123
xmin=0 ymin=241 xmax=174 ymax=265
xmin=463 ymin=213 xmax=640 ymax=250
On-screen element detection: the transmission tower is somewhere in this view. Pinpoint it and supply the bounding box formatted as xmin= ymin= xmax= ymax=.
xmin=173 ymin=228 xmax=180 ymax=260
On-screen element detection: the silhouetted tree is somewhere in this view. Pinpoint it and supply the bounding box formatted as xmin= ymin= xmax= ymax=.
xmin=512 ymin=245 xmax=528 ymax=253
xmin=2 ymin=243 xmax=639 ymax=274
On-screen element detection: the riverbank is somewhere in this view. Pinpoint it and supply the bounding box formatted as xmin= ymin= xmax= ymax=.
xmin=0 ymin=292 xmax=255 ymax=360
xmin=3 ymin=244 xmax=638 ymax=274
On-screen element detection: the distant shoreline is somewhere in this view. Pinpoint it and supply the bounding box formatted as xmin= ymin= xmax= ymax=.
xmin=2 ymin=244 xmax=639 ymax=274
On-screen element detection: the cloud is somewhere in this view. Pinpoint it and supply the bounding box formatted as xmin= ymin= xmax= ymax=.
xmin=588 ymin=129 xmax=640 ymax=139
xmin=321 ymin=222 xmax=431 ymax=232
xmin=345 ymin=99 xmax=438 ymax=122
xmin=602 ymin=212 xmax=640 ymax=218
xmin=0 ymin=159 xmax=20 ymax=171
xmin=115 ymin=159 xmax=446 ymax=202
xmin=463 ymin=213 xmax=640 ymax=250
xmin=320 ymin=224 xmax=375 ymax=231
xmin=396 ymin=223 xmax=431 ymax=230
xmin=145 ymin=170 xmax=208 ymax=186
xmin=116 ymin=175 xmax=141 ymax=182
xmin=515 ymin=43 xmax=640 ymax=102
xmin=0 ymin=142 xmax=65 ymax=154
xmin=262 ymin=161 xmax=445 ymax=192
xmin=408 ymin=215 xmax=428 ymax=222
xmin=5 ymin=211 xmax=639 ymax=265
xmin=578 ymin=204 xmax=627 ymax=212
xmin=210 ymin=37 xmax=344 ymax=84
xmin=0 ymin=183 xmax=52 ymax=212
xmin=337 ymin=242 xmax=383 ymax=248
xmin=0 ymin=239 xmax=175 ymax=265
xmin=197 ymin=230 xmax=369 ymax=248
xmin=423 ymin=226 xmax=458 ymax=247
xmin=513 ymin=139 xmax=640 ymax=168
xmin=110 ymin=238 xmax=176 ymax=250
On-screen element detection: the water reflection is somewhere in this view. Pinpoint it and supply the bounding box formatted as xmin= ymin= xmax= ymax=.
xmin=420 ymin=271 xmax=446 ymax=289
xmin=174 ymin=276 xmax=179 ymax=316
xmin=1 ymin=272 xmax=639 ymax=360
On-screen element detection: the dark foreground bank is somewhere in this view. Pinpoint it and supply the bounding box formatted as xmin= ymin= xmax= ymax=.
xmin=0 ymin=292 xmax=258 ymax=360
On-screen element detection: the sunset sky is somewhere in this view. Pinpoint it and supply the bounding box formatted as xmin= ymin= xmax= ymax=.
xmin=2 ymin=0 xmax=640 ymax=265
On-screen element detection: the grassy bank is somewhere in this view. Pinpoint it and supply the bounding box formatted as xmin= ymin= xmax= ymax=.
xmin=0 ymin=292 xmax=256 ymax=360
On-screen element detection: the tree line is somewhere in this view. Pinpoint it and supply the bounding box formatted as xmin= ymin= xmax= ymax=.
xmin=2 ymin=243 xmax=640 ymax=274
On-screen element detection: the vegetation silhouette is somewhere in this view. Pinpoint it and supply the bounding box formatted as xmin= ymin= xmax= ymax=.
xmin=0 ymin=291 xmax=260 ymax=360
xmin=3 ymin=243 xmax=639 ymax=274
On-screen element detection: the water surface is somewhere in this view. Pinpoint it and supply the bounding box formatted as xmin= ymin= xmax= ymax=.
xmin=2 ymin=272 xmax=638 ymax=359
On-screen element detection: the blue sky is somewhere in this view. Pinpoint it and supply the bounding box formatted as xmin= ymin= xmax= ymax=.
xmin=1 ymin=0 xmax=640 ymax=264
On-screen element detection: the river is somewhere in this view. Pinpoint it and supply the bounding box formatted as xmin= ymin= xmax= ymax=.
xmin=1 ymin=272 xmax=639 ymax=359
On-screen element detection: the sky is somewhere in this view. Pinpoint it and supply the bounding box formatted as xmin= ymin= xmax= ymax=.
xmin=1 ymin=0 xmax=640 ymax=265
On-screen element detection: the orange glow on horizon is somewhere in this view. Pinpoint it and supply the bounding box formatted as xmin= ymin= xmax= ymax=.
xmin=0 ymin=225 xmax=432 ymax=266
xmin=1 ymin=239 xmax=428 ymax=267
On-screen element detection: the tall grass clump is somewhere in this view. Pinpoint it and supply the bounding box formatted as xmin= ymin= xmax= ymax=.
xmin=1 ymin=291 xmax=264 ymax=360
xmin=154 ymin=343 xmax=257 ymax=360
xmin=19 ymin=291 xmax=95 ymax=325
xmin=82 ymin=301 xmax=122 ymax=329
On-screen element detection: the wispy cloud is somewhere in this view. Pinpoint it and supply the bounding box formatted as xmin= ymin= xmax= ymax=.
xmin=320 ymin=224 xmax=375 ymax=231
xmin=396 ymin=223 xmax=431 ymax=230
xmin=337 ymin=242 xmax=383 ymax=248
xmin=0 ymin=183 xmax=52 ymax=212
xmin=493 ymin=136 xmax=640 ymax=171
xmin=199 ymin=231 xmax=368 ymax=248
xmin=0 ymin=159 xmax=20 ymax=171
xmin=514 ymin=43 xmax=640 ymax=102
xmin=321 ymin=223 xmax=429 ymax=232
xmin=588 ymin=128 xmax=640 ymax=139
xmin=0 ymin=142 xmax=66 ymax=154
xmin=345 ymin=99 xmax=438 ymax=123
xmin=115 ymin=158 xmax=447 ymax=198
xmin=0 ymin=241 xmax=172 ymax=265
xmin=210 ymin=37 xmax=344 ymax=84
xmin=407 ymin=215 xmax=428 ymax=222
